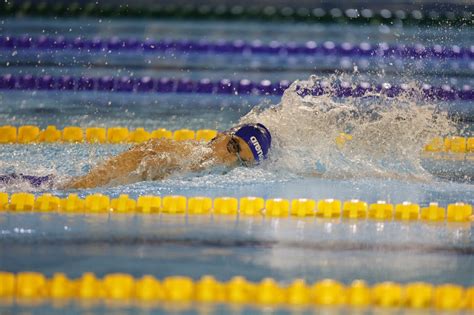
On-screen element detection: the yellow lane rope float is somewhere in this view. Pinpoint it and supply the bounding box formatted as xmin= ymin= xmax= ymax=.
xmin=0 ymin=193 xmax=472 ymax=222
xmin=1 ymin=125 xmax=473 ymax=154
xmin=424 ymin=136 xmax=474 ymax=154
xmin=0 ymin=125 xmax=217 ymax=143
xmin=0 ymin=272 xmax=472 ymax=310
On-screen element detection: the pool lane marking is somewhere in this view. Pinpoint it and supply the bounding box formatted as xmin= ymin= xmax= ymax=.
xmin=2 ymin=237 xmax=473 ymax=256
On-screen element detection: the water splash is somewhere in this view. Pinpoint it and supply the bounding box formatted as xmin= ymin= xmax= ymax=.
xmin=0 ymin=75 xmax=462 ymax=191
xmin=240 ymin=75 xmax=457 ymax=181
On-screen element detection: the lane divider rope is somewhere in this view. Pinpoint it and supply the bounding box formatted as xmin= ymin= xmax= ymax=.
xmin=1 ymin=2 xmax=471 ymax=26
xmin=0 ymin=125 xmax=218 ymax=144
xmin=2 ymin=35 xmax=472 ymax=60
xmin=1 ymin=74 xmax=473 ymax=100
xmin=1 ymin=125 xmax=473 ymax=156
xmin=0 ymin=193 xmax=472 ymax=222
xmin=0 ymin=271 xmax=472 ymax=309
xmin=424 ymin=136 xmax=474 ymax=154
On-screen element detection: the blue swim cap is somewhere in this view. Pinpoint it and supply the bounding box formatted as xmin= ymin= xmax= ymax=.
xmin=230 ymin=123 xmax=272 ymax=161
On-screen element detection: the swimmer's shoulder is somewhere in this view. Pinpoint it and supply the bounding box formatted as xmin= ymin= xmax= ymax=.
xmin=132 ymin=137 xmax=199 ymax=152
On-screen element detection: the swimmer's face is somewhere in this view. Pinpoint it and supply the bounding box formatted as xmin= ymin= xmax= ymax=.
xmin=209 ymin=133 xmax=255 ymax=166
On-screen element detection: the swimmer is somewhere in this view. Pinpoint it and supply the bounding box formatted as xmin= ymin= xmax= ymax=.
xmin=61 ymin=123 xmax=271 ymax=189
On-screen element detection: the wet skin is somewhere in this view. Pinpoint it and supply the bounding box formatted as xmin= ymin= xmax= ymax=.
xmin=208 ymin=133 xmax=255 ymax=167
xmin=62 ymin=133 xmax=255 ymax=189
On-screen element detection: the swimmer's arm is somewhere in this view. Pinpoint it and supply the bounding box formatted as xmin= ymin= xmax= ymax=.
xmin=61 ymin=147 xmax=145 ymax=189
xmin=61 ymin=139 xmax=178 ymax=189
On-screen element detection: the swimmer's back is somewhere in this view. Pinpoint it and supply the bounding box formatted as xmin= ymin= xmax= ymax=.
xmin=62 ymin=137 xmax=204 ymax=189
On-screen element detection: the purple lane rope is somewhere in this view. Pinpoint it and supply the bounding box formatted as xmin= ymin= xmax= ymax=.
xmin=0 ymin=74 xmax=472 ymax=101
xmin=1 ymin=36 xmax=473 ymax=60
xmin=0 ymin=174 xmax=53 ymax=188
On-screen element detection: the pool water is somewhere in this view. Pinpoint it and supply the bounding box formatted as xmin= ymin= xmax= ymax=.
xmin=0 ymin=10 xmax=473 ymax=314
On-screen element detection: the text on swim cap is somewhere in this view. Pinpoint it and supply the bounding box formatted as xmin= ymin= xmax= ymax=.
xmin=250 ymin=136 xmax=264 ymax=160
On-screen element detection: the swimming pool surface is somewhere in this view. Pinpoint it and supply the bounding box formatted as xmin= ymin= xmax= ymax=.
xmin=0 ymin=5 xmax=473 ymax=314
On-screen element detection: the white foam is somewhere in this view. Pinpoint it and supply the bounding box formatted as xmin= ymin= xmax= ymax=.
xmin=240 ymin=75 xmax=457 ymax=181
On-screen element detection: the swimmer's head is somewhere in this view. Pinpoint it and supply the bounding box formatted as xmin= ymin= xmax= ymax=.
xmin=228 ymin=123 xmax=272 ymax=162
xmin=209 ymin=123 xmax=272 ymax=166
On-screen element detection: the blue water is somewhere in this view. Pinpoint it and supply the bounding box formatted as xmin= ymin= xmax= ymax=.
xmin=0 ymin=13 xmax=473 ymax=314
